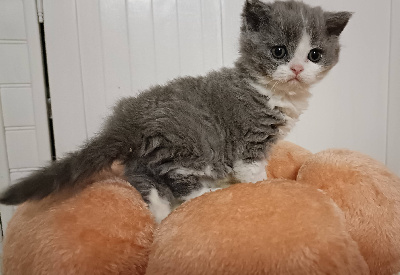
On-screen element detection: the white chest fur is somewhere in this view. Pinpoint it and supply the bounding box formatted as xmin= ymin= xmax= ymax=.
xmin=249 ymin=81 xmax=311 ymax=138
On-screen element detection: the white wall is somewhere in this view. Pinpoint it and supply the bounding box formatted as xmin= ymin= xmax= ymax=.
xmin=43 ymin=0 xmax=399 ymax=174
xmin=287 ymin=0 xmax=391 ymax=161
xmin=0 ymin=0 xmax=52 ymax=232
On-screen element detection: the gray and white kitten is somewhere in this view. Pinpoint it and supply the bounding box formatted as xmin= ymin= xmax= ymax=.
xmin=0 ymin=0 xmax=351 ymax=222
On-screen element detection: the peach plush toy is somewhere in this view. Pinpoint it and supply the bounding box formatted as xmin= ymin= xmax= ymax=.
xmin=266 ymin=141 xmax=400 ymax=274
xmin=2 ymin=175 xmax=156 ymax=275
xmin=2 ymin=141 xmax=400 ymax=274
xmin=146 ymin=181 xmax=369 ymax=274
xmin=296 ymin=149 xmax=400 ymax=274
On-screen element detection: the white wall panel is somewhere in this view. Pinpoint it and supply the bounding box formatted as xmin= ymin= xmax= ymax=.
xmin=220 ymin=0 xmax=242 ymax=66
xmin=99 ymin=0 xmax=132 ymax=105
xmin=127 ymin=0 xmax=157 ymax=93
xmin=1 ymin=87 xmax=35 ymax=127
xmin=44 ymin=0 xmax=87 ymax=157
xmin=200 ymin=0 xmax=223 ymax=71
xmin=76 ymin=0 xmax=108 ymax=137
xmin=0 ymin=44 xmax=31 ymax=84
xmin=0 ymin=0 xmax=26 ymax=40
xmin=177 ymin=0 xmax=204 ymax=76
xmin=0 ymin=0 xmax=52 ymax=232
xmin=5 ymin=129 xmax=40 ymax=169
xmin=152 ymin=0 xmax=181 ymax=84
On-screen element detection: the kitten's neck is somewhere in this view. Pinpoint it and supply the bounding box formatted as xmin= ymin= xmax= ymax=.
xmin=233 ymin=61 xmax=311 ymax=120
xmin=251 ymin=79 xmax=311 ymax=139
xmin=249 ymin=79 xmax=311 ymax=118
xmin=233 ymin=61 xmax=311 ymax=138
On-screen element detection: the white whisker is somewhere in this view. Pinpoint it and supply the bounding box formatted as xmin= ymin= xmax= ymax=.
xmin=271 ymin=80 xmax=280 ymax=93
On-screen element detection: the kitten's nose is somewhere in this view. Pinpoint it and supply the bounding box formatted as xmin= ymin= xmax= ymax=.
xmin=290 ymin=64 xmax=304 ymax=75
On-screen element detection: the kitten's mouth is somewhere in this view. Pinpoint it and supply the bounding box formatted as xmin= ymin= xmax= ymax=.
xmin=288 ymin=77 xmax=301 ymax=83
xmin=286 ymin=77 xmax=310 ymax=89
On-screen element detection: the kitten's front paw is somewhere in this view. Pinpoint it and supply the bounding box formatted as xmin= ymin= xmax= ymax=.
xmin=233 ymin=159 xmax=268 ymax=183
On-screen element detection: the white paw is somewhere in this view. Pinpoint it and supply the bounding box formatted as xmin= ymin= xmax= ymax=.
xmin=233 ymin=159 xmax=268 ymax=183
xmin=147 ymin=188 xmax=171 ymax=223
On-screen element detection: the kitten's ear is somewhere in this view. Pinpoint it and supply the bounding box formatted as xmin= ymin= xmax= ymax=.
xmin=324 ymin=11 xmax=353 ymax=36
xmin=242 ymin=0 xmax=271 ymax=32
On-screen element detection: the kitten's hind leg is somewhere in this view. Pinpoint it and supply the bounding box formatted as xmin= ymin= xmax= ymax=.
xmin=163 ymin=171 xmax=220 ymax=203
xmin=147 ymin=188 xmax=172 ymax=223
xmin=126 ymin=173 xmax=174 ymax=223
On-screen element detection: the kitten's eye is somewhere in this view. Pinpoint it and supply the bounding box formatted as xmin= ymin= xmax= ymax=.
xmin=271 ymin=46 xmax=287 ymax=59
xmin=308 ymin=49 xmax=322 ymax=63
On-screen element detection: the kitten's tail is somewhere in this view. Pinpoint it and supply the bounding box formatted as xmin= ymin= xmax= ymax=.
xmin=0 ymin=134 xmax=127 ymax=205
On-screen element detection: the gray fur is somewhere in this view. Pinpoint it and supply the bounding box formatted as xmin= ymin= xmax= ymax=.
xmin=0 ymin=0 xmax=351 ymax=209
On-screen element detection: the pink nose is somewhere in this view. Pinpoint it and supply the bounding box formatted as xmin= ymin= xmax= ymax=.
xmin=290 ymin=64 xmax=304 ymax=75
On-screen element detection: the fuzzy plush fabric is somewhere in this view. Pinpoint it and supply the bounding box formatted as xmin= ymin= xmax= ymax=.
xmin=3 ymin=141 xmax=400 ymax=274
xmin=266 ymin=140 xmax=312 ymax=180
xmin=146 ymin=181 xmax=368 ymax=275
xmin=2 ymin=178 xmax=155 ymax=275
xmin=297 ymin=149 xmax=400 ymax=274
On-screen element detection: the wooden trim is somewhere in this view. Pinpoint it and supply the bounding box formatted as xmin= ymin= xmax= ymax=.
xmin=10 ymin=168 xmax=40 ymax=173
xmin=0 ymin=39 xmax=28 ymax=44
xmin=5 ymin=126 xmax=36 ymax=131
xmin=23 ymin=0 xmax=52 ymax=165
xmin=0 ymin=91 xmax=14 ymax=234
xmin=386 ymin=0 xmax=400 ymax=176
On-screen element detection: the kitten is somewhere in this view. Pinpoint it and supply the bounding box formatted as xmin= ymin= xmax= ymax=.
xmin=0 ymin=0 xmax=351 ymax=222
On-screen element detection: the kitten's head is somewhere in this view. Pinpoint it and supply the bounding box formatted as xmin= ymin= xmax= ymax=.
xmin=239 ymin=0 xmax=352 ymax=91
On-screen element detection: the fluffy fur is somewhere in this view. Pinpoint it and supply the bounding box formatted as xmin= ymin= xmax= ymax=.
xmin=146 ymin=182 xmax=369 ymax=275
xmin=0 ymin=0 xmax=351 ymax=220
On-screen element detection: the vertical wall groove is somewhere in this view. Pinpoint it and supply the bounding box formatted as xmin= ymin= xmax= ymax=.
xmin=150 ymin=0 xmax=158 ymax=82
xmin=219 ymin=0 xmax=225 ymax=66
xmin=386 ymin=0 xmax=400 ymax=175
xmin=74 ymin=0 xmax=88 ymax=139
xmin=124 ymin=0 xmax=133 ymax=94
xmin=199 ymin=0 xmax=206 ymax=72
xmin=175 ymin=0 xmax=182 ymax=75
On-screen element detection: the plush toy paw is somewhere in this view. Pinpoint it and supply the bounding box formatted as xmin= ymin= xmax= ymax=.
xmin=146 ymin=181 xmax=369 ymax=275
xmin=297 ymin=149 xmax=400 ymax=274
xmin=2 ymin=178 xmax=156 ymax=275
xmin=266 ymin=140 xmax=313 ymax=180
